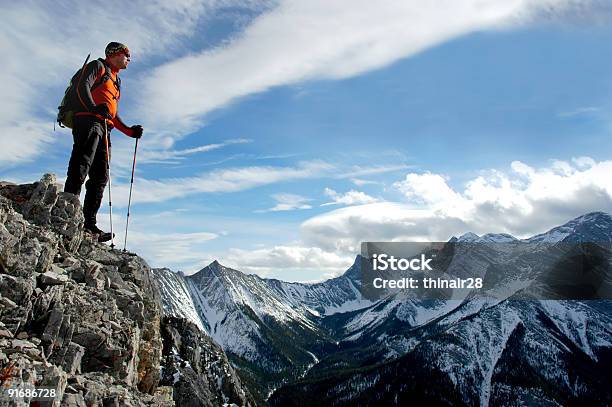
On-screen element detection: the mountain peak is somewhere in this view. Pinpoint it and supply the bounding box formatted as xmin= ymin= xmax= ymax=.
xmin=457 ymin=232 xmax=480 ymax=242
xmin=570 ymin=211 xmax=611 ymax=225
xmin=191 ymin=259 xmax=239 ymax=280
xmin=342 ymin=255 xmax=362 ymax=281
xmin=528 ymin=211 xmax=612 ymax=243
xmin=480 ymin=233 xmax=518 ymax=243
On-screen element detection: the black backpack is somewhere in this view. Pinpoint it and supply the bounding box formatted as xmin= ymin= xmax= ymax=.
xmin=57 ymin=55 xmax=120 ymax=129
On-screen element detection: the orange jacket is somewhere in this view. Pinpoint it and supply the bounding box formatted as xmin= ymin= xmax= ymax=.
xmin=91 ymin=70 xmax=120 ymax=119
xmin=74 ymin=58 xmax=133 ymax=136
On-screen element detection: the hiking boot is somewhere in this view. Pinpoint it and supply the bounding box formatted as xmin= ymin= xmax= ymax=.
xmin=84 ymin=224 xmax=114 ymax=243
xmin=84 ymin=223 xmax=103 ymax=234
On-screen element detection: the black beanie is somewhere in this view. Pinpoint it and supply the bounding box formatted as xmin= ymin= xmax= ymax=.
xmin=105 ymin=42 xmax=129 ymax=56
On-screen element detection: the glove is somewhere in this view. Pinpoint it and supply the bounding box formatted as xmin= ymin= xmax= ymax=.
xmin=130 ymin=125 xmax=143 ymax=139
xmin=92 ymin=104 xmax=112 ymax=119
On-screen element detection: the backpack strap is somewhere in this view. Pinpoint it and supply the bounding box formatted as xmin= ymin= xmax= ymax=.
xmin=92 ymin=58 xmax=120 ymax=94
xmin=73 ymin=58 xmax=121 ymax=113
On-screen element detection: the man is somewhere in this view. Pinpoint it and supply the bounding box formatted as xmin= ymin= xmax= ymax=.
xmin=64 ymin=42 xmax=143 ymax=242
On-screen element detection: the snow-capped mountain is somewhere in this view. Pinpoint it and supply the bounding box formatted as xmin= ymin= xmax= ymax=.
xmin=527 ymin=212 xmax=612 ymax=244
xmin=152 ymin=258 xmax=372 ymax=400
xmin=271 ymin=299 xmax=612 ymax=406
xmin=153 ymin=212 xmax=612 ymax=405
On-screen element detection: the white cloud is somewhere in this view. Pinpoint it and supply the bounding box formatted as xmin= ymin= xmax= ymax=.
xmin=138 ymin=0 xmax=588 ymax=134
xmin=322 ymin=187 xmax=378 ymax=206
xmin=121 ymin=230 xmax=218 ymax=268
xmin=302 ymin=203 xmax=441 ymax=253
xmin=136 ymin=138 xmax=252 ymax=164
xmin=222 ymin=245 xmax=353 ymax=279
xmin=302 ymin=158 xmax=612 ymax=253
xmin=0 ymin=122 xmax=55 ymax=167
xmin=337 ymin=164 xmax=411 ymax=179
xmin=0 ymin=0 xmax=262 ymax=167
xmin=261 ymin=193 xmax=312 ymax=212
xmin=106 ymin=160 xmax=334 ymax=206
xmin=572 ymin=156 xmax=597 ymax=168
xmin=2 ymin=0 xmax=602 ymax=167
xmin=351 ymin=178 xmax=380 ymax=187
xmin=104 ymin=161 xmax=409 ymax=207
xmin=394 ymin=173 xmax=464 ymax=208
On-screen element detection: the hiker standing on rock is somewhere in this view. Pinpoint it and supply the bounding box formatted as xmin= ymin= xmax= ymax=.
xmin=63 ymin=42 xmax=143 ymax=242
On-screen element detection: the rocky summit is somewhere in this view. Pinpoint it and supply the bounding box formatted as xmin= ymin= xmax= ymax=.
xmin=0 ymin=174 xmax=253 ymax=407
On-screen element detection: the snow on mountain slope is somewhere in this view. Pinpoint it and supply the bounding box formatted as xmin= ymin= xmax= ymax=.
xmin=156 ymin=258 xmax=372 ymax=353
xmin=277 ymin=272 xmax=371 ymax=316
xmin=270 ymin=299 xmax=612 ymax=406
xmin=538 ymin=300 xmax=612 ymax=360
xmin=528 ymin=211 xmax=612 ymax=244
xmin=153 ymin=211 xmax=612 ymax=404
xmin=154 ymin=258 xmax=373 ymax=398
xmin=152 ymin=267 xmax=205 ymax=332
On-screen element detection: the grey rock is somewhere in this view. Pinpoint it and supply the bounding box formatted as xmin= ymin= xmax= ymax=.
xmin=24 ymin=174 xmax=84 ymax=253
xmin=51 ymin=341 xmax=85 ymax=375
xmin=50 ymin=263 xmax=67 ymax=275
xmin=161 ymin=317 xmax=255 ymax=407
xmin=24 ymin=346 xmax=44 ymax=360
xmin=107 ymin=268 xmax=128 ymax=289
xmin=154 ymin=386 xmax=175 ymax=405
xmin=0 ymin=328 xmax=13 ymax=338
xmin=103 ymin=395 xmax=121 ymax=406
xmin=86 ymin=275 xmax=106 ymax=290
xmin=16 ymin=331 xmax=28 ymax=339
xmin=0 ymin=273 xmax=35 ymax=305
xmin=38 ymin=364 xmax=68 ymax=407
xmin=108 ymin=320 xmax=122 ymax=331
xmin=39 ymin=270 xmax=69 ymax=285
xmin=42 ymin=308 xmax=65 ymax=345
xmin=1 ymin=296 xmax=17 ymax=309
xmin=60 ymin=256 xmax=80 ymax=270
xmin=31 ymin=284 xmax=64 ymax=321
xmin=11 ymin=339 xmax=36 ymax=349
xmin=56 ymin=312 xmax=74 ymax=348
xmin=72 ymin=330 xmax=106 ymax=350
xmin=1 ymin=175 xmax=82 ymax=254
xmin=1 ymin=175 xmax=179 ymax=406
xmin=62 ymin=392 xmax=87 ymax=407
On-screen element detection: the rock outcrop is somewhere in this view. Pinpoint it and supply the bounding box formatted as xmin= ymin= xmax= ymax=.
xmin=0 ymin=175 xmax=252 ymax=406
xmin=160 ymin=317 xmax=255 ymax=407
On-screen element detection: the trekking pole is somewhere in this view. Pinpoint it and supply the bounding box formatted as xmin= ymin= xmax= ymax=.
xmin=103 ymin=120 xmax=115 ymax=249
xmin=123 ymin=138 xmax=139 ymax=252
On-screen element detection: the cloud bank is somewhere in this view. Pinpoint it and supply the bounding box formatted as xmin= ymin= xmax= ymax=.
xmin=139 ymin=0 xmax=588 ymax=135
xmin=322 ymin=188 xmax=378 ymax=206
xmin=263 ymin=193 xmax=313 ymax=212
xmin=0 ymin=0 xmax=262 ymax=166
xmin=302 ymin=157 xmax=612 ymax=253
xmin=2 ymin=0 xmax=604 ymax=166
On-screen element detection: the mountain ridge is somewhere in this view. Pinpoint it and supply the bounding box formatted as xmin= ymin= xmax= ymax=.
xmin=154 ymin=210 xmax=612 ymax=405
xmin=183 ymin=210 xmax=612 ymax=285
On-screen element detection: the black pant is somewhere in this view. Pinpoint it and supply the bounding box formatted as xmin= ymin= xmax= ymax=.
xmin=64 ymin=116 xmax=111 ymax=227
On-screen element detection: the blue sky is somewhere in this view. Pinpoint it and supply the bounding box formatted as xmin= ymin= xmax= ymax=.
xmin=2 ymin=1 xmax=612 ymax=281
